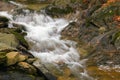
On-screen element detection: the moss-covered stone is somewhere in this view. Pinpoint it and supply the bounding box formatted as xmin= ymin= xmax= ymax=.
xmin=11 ymin=31 xmax=29 ymax=49
xmin=0 ymin=28 xmax=29 ymax=49
xmin=0 ymin=33 xmax=18 ymax=51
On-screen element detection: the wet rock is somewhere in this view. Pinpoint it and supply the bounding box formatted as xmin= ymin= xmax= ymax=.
xmin=33 ymin=60 xmax=77 ymax=80
xmin=18 ymin=62 xmax=37 ymax=75
xmin=33 ymin=60 xmax=57 ymax=80
xmin=0 ymin=27 xmax=32 ymax=57
xmin=0 ymin=27 xmax=29 ymax=51
xmin=0 ymin=70 xmax=45 ymax=80
xmin=61 ymin=22 xmax=79 ymax=41
xmin=6 ymin=52 xmax=19 ymax=66
xmin=13 ymin=23 xmax=27 ymax=31
xmin=0 ymin=16 xmax=9 ymax=28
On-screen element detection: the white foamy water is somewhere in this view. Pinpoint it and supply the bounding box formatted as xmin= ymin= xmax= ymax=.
xmin=14 ymin=12 xmax=80 ymax=64
xmin=0 ymin=11 xmax=92 ymax=80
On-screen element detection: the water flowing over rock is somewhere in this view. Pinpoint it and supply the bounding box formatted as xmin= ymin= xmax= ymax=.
xmin=1 ymin=0 xmax=120 ymax=80
xmin=11 ymin=7 xmax=92 ymax=80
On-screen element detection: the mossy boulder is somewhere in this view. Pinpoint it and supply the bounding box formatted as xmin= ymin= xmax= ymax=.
xmin=0 ymin=27 xmax=29 ymax=50
xmin=0 ymin=33 xmax=18 ymax=51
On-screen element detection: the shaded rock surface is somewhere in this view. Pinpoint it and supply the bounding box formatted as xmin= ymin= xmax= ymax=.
xmin=0 ymin=70 xmax=44 ymax=80
xmin=33 ymin=60 xmax=77 ymax=80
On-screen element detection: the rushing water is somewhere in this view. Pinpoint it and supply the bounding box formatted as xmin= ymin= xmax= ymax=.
xmin=0 ymin=9 xmax=93 ymax=79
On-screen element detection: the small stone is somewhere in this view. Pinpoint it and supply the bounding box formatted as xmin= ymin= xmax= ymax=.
xmin=6 ymin=52 xmax=19 ymax=66
xmin=99 ymin=27 xmax=106 ymax=34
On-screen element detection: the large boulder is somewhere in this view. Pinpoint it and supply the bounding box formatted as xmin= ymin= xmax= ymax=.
xmin=0 ymin=33 xmax=18 ymax=51
xmin=33 ymin=60 xmax=77 ymax=80
xmin=0 ymin=27 xmax=29 ymax=53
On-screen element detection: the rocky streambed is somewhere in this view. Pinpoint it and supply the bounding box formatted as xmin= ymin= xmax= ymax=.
xmin=0 ymin=0 xmax=120 ymax=80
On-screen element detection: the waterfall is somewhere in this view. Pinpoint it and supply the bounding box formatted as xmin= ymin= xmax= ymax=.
xmin=0 ymin=10 xmax=93 ymax=80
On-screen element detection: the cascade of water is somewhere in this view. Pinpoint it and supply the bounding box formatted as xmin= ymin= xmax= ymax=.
xmin=0 ymin=10 xmax=93 ymax=80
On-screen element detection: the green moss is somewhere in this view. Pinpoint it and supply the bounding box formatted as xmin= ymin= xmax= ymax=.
xmin=0 ymin=52 xmax=7 ymax=66
xmin=0 ymin=28 xmax=28 ymax=49
xmin=11 ymin=31 xmax=28 ymax=49
xmin=0 ymin=52 xmax=7 ymax=56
